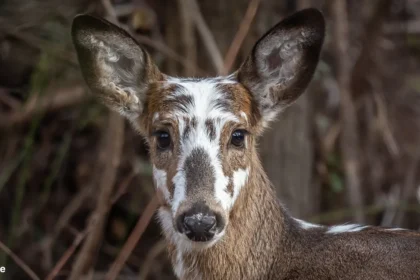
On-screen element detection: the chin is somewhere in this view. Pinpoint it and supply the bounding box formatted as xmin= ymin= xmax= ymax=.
xmin=176 ymin=230 xmax=226 ymax=252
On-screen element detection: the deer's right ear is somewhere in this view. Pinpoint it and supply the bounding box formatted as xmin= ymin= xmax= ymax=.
xmin=71 ymin=15 xmax=163 ymax=120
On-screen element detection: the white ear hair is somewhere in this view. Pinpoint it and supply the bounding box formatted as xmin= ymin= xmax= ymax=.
xmin=72 ymin=14 xmax=163 ymax=123
xmin=237 ymin=8 xmax=325 ymax=127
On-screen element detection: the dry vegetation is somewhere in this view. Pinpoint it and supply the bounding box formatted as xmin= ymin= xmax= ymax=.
xmin=0 ymin=0 xmax=419 ymax=279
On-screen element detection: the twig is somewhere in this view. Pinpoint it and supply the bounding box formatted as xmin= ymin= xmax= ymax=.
xmin=380 ymin=185 xmax=401 ymax=227
xmin=111 ymin=172 xmax=136 ymax=204
xmin=42 ymin=185 xmax=92 ymax=254
xmin=101 ymin=0 xmax=118 ymax=21
xmin=0 ymin=11 xmax=206 ymax=76
xmin=137 ymin=32 xmax=207 ymax=76
xmin=331 ymin=0 xmax=365 ymax=223
xmin=0 ymin=86 xmax=87 ymax=128
xmin=69 ymin=111 xmax=125 ymax=280
xmin=385 ymin=20 xmax=420 ymax=34
xmin=0 ymin=239 xmax=40 ymax=280
xmin=372 ymin=90 xmax=400 ymax=157
xmin=0 ymin=88 xmax=21 ymax=110
xmin=137 ymin=240 xmax=167 ymax=280
xmin=222 ymin=0 xmax=261 ymax=75
xmin=105 ymin=194 xmax=160 ymax=280
xmin=45 ymin=229 xmax=89 ymax=280
xmin=350 ymin=0 xmax=392 ymax=99
xmin=190 ymin=0 xmax=224 ymax=74
xmin=393 ymin=157 xmax=420 ymax=226
xmin=178 ymin=0 xmax=197 ymax=76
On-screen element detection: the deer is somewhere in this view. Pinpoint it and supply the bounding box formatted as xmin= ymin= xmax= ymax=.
xmin=71 ymin=8 xmax=420 ymax=280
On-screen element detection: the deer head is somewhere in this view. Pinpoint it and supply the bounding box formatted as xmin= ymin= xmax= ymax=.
xmin=72 ymin=9 xmax=325 ymax=251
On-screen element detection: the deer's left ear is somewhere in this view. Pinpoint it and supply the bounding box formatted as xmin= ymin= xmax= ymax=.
xmin=237 ymin=8 xmax=325 ymax=125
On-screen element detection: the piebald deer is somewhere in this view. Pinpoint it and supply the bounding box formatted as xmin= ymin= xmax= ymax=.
xmin=72 ymin=9 xmax=420 ymax=280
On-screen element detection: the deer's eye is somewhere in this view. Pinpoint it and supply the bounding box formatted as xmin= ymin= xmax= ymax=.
xmin=155 ymin=130 xmax=171 ymax=150
xmin=231 ymin=130 xmax=246 ymax=147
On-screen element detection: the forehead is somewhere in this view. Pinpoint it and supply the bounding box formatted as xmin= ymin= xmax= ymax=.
xmin=146 ymin=77 xmax=255 ymax=125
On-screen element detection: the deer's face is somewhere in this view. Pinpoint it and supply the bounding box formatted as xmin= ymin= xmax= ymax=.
xmin=72 ymin=9 xmax=324 ymax=249
xmin=146 ymin=79 xmax=256 ymax=246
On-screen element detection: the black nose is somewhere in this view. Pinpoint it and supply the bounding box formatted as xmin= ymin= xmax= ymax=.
xmin=179 ymin=212 xmax=217 ymax=242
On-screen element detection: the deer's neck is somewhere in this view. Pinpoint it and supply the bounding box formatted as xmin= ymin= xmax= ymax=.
xmin=171 ymin=160 xmax=293 ymax=280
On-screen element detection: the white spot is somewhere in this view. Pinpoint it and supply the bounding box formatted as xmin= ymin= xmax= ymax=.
xmin=153 ymin=167 xmax=170 ymax=203
xmin=294 ymin=218 xmax=322 ymax=230
xmin=417 ymin=185 xmax=420 ymax=204
xmin=174 ymin=250 xmax=184 ymax=279
xmin=172 ymin=169 xmax=187 ymax=214
xmin=153 ymin=112 xmax=159 ymax=122
xmin=231 ymin=167 xmax=249 ymax=206
xmin=158 ymin=208 xmax=174 ymax=240
xmin=240 ymin=111 xmax=248 ymax=123
xmin=326 ymin=224 xmax=368 ymax=234
xmin=385 ymin=228 xmax=406 ymax=231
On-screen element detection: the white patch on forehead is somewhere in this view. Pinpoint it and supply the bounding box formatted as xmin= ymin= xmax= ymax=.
xmin=231 ymin=167 xmax=250 ymax=206
xmin=153 ymin=166 xmax=170 ymax=203
xmin=294 ymin=218 xmax=322 ymax=230
xmin=326 ymin=224 xmax=368 ymax=234
xmin=168 ymin=79 xmax=239 ymax=122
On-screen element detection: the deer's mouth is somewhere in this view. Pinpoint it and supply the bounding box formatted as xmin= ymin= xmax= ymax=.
xmin=176 ymin=229 xmax=226 ymax=251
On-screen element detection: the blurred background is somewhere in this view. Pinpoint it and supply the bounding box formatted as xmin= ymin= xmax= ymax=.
xmin=0 ymin=0 xmax=419 ymax=279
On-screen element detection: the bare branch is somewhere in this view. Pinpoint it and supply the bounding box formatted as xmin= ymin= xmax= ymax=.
xmin=0 ymin=86 xmax=87 ymax=128
xmin=105 ymin=193 xmax=161 ymax=280
xmin=190 ymin=0 xmax=224 ymax=74
xmin=137 ymin=240 xmax=167 ymax=280
xmin=178 ymin=0 xmax=197 ymax=76
xmin=45 ymin=229 xmax=88 ymax=280
xmin=222 ymin=0 xmax=261 ymax=75
xmin=351 ymin=0 xmax=393 ymax=99
xmin=331 ymin=0 xmax=365 ymax=223
xmin=0 ymin=239 xmax=40 ymax=280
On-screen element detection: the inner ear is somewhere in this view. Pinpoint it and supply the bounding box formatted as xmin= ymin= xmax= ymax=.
xmin=72 ymin=15 xmax=163 ymax=121
xmin=237 ymin=8 xmax=325 ymax=124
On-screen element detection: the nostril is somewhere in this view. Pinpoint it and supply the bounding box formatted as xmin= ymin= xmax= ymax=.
xmin=201 ymin=215 xmax=216 ymax=231
xmin=183 ymin=213 xmax=217 ymax=234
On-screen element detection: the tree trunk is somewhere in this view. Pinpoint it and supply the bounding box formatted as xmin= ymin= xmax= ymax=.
xmin=258 ymin=0 xmax=319 ymax=219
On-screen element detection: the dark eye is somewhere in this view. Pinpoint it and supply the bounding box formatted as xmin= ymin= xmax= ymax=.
xmin=231 ymin=130 xmax=246 ymax=147
xmin=155 ymin=130 xmax=171 ymax=150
